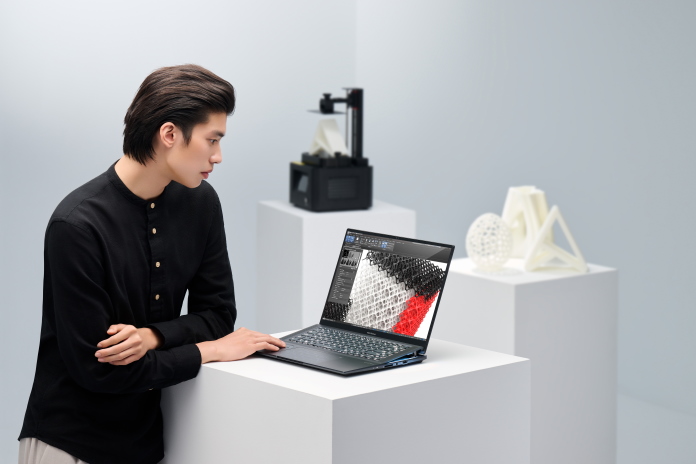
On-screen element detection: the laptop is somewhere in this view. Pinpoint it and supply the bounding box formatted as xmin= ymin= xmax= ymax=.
xmin=257 ymin=228 xmax=454 ymax=375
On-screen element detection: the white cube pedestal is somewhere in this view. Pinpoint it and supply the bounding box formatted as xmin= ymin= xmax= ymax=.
xmin=256 ymin=200 xmax=416 ymax=334
xmin=161 ymin=336 xmax=530 ymax=464
xmin=433 ymin=258 xmax=617 ymax=464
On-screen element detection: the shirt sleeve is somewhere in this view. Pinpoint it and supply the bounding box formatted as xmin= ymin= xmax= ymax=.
xmin=47 ymin=220 xmax=202 ymax=395
xmin=147 ymin=201 xmax=237 ymax=349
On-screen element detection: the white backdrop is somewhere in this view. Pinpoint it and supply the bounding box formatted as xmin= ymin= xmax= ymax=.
xmin=355 ymin=0 xmax=696 ymax=418
xmin=1 ymin=0 xmax=695 ymax=461
xmin=0 ymin=1 xmax=357 ymax=460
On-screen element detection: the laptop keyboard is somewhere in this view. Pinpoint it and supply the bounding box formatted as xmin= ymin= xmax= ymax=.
xmin=287 ymin=326 xmax=411 ymax=361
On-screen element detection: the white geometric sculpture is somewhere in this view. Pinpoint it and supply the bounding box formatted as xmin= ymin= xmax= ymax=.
xmin=523 ymin=205 xmax=588 ymax=273
xmin=309 ymin=119 xmax=349 ymax=157
xmin=501 ymin=186 xmax=550 ymax=258
xmin=466 ymin=213 xmax=513 ymax=272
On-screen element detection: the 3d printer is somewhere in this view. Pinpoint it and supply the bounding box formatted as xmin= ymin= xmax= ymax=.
xmin=289 ymin=88 xmax=372 ymax=212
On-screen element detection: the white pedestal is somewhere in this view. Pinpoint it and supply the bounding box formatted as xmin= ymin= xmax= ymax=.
xmin=255 ymin=200 xmax=416 ymax=334
xmin=161 ymin=336 xmax=530 ymax=464
xmin=433 ymin=258 xmax=618 ymax=464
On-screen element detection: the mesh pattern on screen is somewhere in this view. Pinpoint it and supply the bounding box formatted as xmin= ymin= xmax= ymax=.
xmin=364 ymin=251 xmax=446 ymax=300
xmin=344 ymin=259 xmax=416 ymax=331
xmin=322 ymin=301 xmax=351 ymax=322
xmin=323 ymin=249 xmax=447 ymax=337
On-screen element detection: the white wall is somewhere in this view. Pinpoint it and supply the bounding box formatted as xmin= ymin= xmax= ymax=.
xmin=1 ymin=0 xmax=695 ymax=462
xmin=355 ymin=0 xmax=696 ymax=416
xmin=0 ymin=1 xmax=356 ymax=461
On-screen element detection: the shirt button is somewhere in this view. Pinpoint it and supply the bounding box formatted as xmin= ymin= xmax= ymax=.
xmin=155 ymin=294 xmax=160 ymax=300
xmin=150 ymin=203 xmax=155 ymax=209
xmin=152 ymin=228 xmax=157 ymax=234
xmin=156 ymin=262 xmax=161 ymax=268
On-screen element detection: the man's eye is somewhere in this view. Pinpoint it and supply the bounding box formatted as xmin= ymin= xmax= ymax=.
xmin=210 ymin=139 xmax=218 ymax=145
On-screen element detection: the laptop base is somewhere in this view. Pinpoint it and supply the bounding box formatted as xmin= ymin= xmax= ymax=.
xmin=257 ymin=346 xmax=426 ymax=376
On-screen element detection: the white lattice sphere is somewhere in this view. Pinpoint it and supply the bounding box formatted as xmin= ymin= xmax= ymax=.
xmin=466 ymin=213 xmax=513 ymax=271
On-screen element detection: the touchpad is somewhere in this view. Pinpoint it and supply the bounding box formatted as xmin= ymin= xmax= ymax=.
xmin=279 ymin=348 xmax=375 ymax=372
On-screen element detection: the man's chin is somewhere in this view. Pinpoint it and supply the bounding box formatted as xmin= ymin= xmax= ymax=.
xmin=177 ymin=178 xmax=203 ymax=189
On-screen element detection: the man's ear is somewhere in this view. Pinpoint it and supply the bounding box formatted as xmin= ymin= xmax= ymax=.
xmin=158 ymin=122 xmax=177 ymax=149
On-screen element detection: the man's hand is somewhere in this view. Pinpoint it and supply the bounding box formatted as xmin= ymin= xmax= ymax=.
xmin=95 ymin=324 xmax=163 ymax=366
xmin=196 ymin=327 xmax=285 ymax=364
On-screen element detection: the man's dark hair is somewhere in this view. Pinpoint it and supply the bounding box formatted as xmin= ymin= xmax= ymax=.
xmin=123 ymin=64 xmax=236 ymax=165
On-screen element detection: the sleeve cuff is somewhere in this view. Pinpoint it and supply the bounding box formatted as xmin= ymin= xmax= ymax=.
xmin=147 ymin=321 xmax=181 ymax=350
xmin=165 ymin=344 xmax=202 ymax=386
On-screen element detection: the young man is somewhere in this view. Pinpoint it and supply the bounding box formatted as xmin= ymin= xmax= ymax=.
xmin=18 ymin=64 xmax=285 ymax=464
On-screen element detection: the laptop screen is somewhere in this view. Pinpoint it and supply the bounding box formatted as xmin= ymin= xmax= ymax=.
xmin=320 ymin=230 xmax=453 ymax=341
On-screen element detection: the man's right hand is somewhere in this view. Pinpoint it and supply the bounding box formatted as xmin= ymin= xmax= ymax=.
xmin=196 ymin=327 xmax=285 ymax=364
xmin=95 ymin=324 xmax=162 ymax=366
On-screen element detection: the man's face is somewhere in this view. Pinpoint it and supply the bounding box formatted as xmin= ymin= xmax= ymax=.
xmin=166 ymin=112 xmax=227 ymax=188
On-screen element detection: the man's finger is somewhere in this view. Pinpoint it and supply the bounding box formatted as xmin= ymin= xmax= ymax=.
xmin=97 ymin=347 xmax=135 ymax=363
xmin=95 ymin=343 xmax=130 ymax=359
xmin=95 ymin=337 xmax=139 ymax=357
xmin=262 ymin=336 xmax=286 ymax=348
xmin=109 ymin=352 xmax=136 ymax=365
xmin=97 ymin=350 xmax=130 ymax=362
xmin=110 ymin=355 xmax=137 ymax=366
xmin=249 ymin=331 xmax=285 ymax=346
xmin=97 ymin=328 xmax=133 ymax=348
xmin=106 ymin=324 xmax=126 ymax=335
xmin=97 ymin=333 xmax=126 ymax=349
xmin=261 ymin=342 xmax=281 ymax=351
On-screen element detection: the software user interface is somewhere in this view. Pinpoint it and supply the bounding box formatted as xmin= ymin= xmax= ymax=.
xmin=321 ymin=232 xmax=450 ymax=340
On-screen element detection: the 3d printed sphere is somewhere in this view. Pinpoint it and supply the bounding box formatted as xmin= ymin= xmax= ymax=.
xmin=466 ymin=213 xmax=513 ymax=271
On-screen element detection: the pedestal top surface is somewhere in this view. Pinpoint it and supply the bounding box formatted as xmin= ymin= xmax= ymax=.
xmin=259 ymin=199 xmax=414 ymax=218
xmin=450 ymin=258 xmax=616 ymax=285
xmin=204 ymin=335 xmax=527 ymax=400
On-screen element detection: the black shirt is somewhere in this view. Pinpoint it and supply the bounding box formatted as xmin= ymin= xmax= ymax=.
xmin=19 ymin=164 xmax=236 ymax=464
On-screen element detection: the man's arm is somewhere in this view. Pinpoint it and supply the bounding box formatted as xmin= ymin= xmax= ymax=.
xmin=196 ymin=327 xmax=285 ymax=363
xmin=95 ymin=325 xmax=286 ymax=365
xmin=47 ymin=220 xmax=201 ymax=393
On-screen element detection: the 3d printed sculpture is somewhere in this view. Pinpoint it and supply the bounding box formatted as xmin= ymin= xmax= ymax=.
xmin=309 ymin=119 xmax=349 ymax=157
xmin=465 ymin=213 xmax=513 ymax=272
xmin=501 ymin=186 xmax=550 ymax=258
xmin=523 ymin=205 xmax=588 ymax=273
xmin=466 ymin=187 xmax=588 ymax=273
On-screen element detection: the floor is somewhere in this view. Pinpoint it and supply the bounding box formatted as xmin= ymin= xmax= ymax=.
xmin=617 ymin=394 xmax=696 ymax=464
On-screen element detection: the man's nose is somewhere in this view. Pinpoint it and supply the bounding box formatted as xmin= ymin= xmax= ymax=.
xmin=211 ymin=149 xmax=222 ymax=164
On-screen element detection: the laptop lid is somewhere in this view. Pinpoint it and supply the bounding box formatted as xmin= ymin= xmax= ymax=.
xmin=318 ymin=229 xmax=454 ymax=353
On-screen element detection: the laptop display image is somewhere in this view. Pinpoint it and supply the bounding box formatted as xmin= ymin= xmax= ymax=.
xmin=257 ymin=229 xmax=454 ymax=375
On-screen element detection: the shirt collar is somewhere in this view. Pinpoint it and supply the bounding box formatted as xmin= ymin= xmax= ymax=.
xmin=106 ymin=161 xmax=170 ymax=207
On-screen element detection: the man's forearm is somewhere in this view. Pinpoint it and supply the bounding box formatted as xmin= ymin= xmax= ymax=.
xmin=196 ymin=340 xmax=220 ymax=364
xmin=195 ymin=328 xmax=284 ymax=364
